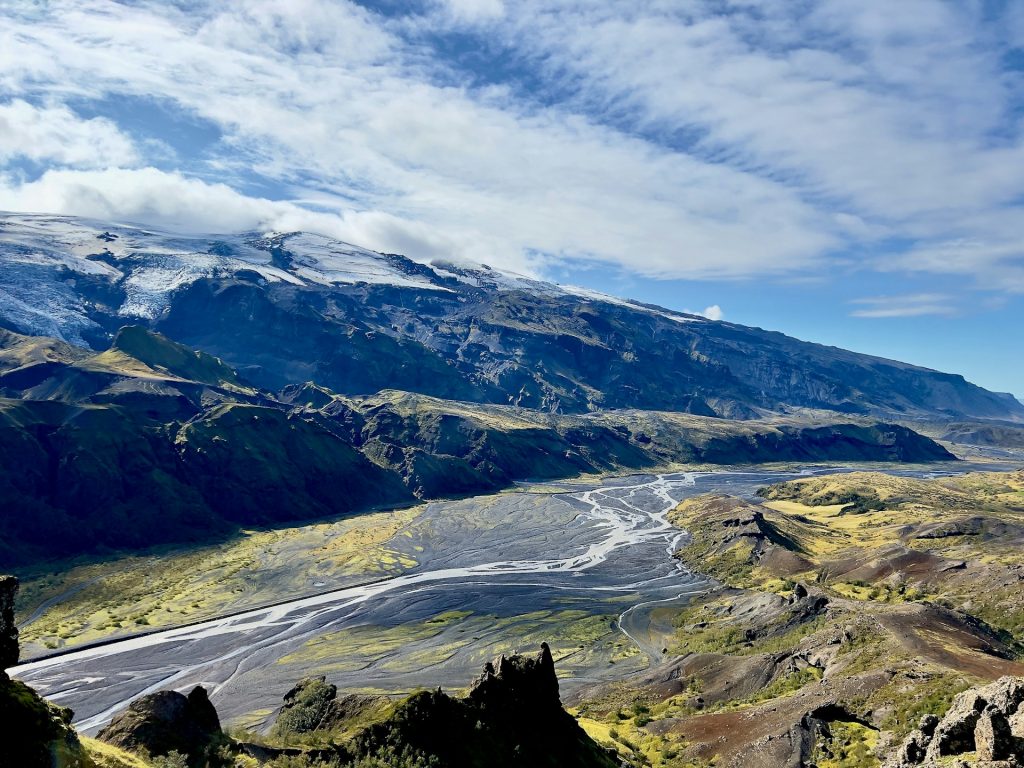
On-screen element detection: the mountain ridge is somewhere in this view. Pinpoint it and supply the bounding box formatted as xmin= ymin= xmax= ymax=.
xmin=0 ymin=324 xmax=956 ymax=567
xmin=1 ymin=212 xmax=1020 ymax=423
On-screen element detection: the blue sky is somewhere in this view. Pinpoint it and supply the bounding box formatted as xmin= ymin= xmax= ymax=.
xmin=0 ymin=1 xmax=1022 ymax=399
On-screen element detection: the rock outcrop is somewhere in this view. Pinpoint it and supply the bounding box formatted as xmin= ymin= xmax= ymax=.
xmin=468 ymin=641 xmax=562 ymax=714
xmin=1 ymin=573 xmax=18 ymax=669
xmin=97 ymin=685 xmax=222 ymax=764
xmin=885 ymin=676 xmax=1024 ymax=767
xmin=349 ymin=643 xmax=618 ymax=768
xmin=272 ymin=675 xmax=386 ymax=736
xmin=0 ymin=574 xmax=90 ymax=768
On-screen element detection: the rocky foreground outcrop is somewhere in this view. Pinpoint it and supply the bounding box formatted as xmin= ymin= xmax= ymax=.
xmin=886 ymin=677 xmax=1024 ymax=767
xmin=347 ymin=643 xmax=617 ymax=768
xmin=0 ymin=575 xmax=90 ymax=768
xmin=98 ymin=685 xmax=222 ymax=764
xmin=93 ymin=642 xmax=615 ymax=767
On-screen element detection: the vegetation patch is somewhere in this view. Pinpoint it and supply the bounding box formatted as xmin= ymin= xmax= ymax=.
xmin=810 ymin=720 xmax=880 ymax=768
xmin=17 ymin=505 xmax=423 ymax=655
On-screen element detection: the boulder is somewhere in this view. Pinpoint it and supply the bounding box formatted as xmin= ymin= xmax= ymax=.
xmin=98 ymin=685 xmax=221 ymax=763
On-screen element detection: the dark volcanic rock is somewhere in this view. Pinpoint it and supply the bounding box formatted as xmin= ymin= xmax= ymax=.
xmin=468 ymin=641 xmax=562 ymax=714
xmin=349 ymin=643 xmax=618 ymax=768
xmin=885 ymin=676 xmax=1024 ymax=767
xmin=0 ymin=575 xmax=90 ymax=768
xmin=0 ymin=573 xmax=17 ymax=669
xmin=98 ymin=685 xmax=222 ymax=763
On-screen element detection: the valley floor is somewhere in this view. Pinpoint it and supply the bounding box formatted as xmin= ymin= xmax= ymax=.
xmin=10 ymin=458 xmax=1024 ymax=767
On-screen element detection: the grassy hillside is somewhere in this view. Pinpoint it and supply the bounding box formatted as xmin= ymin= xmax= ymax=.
xmin=0 ymin=325 xmax=956 ymax=568
xmin=571 ymin=469 xmax=1024 ymax=768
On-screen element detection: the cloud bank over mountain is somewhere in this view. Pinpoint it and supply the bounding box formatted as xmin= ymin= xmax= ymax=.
xmin=0 ymin=0 xmax=1021 ymax=290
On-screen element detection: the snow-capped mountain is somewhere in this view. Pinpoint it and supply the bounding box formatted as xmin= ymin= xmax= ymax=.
xmin=0 ymin=213 xmax=698 ymax=347
xmin=1 ymin=211 xmax=1021 ymax=421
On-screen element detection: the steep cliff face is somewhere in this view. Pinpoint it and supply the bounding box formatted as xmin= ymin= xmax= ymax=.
xmin=154 ymin=273 xmax=1023 ymax=420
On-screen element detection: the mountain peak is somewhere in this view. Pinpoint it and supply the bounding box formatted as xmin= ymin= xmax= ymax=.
xmin=2 ymin=212 xmax=1022 ymax=422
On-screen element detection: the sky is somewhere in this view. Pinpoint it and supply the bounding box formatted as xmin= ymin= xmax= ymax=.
xmin=0 ymin=0 xmax=1022 ymax=399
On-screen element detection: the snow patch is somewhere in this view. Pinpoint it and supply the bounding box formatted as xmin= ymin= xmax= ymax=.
xmin=281 ymin=232 xmax=451 ymax=291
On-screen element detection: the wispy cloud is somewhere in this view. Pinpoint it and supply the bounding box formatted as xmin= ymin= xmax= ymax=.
xmin=849 ymin=294 xmax=957 ymax=319
xmin=0 ymin=0 xmax=1021 ymax=290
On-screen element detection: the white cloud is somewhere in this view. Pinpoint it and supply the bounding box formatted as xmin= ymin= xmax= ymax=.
xmin=868 ymin=217 xmax=1024 ymax=293
xmin=0 ymin=167 xmax=351 ymax=238
xmin=0 ymin=0 xmax=837 ymax=279
xmin=848 ymin=293 xmax=956 ymax=318
xmin=0 ymin=0 xmax=1021 ymax=291
xmin=0 ymin=99 xmax=138 ymax=169
xmin=490 ymin=1 xmax=1024 ymax=280
xmin=499 ymin=0 xmax=1020 ymax=219
xmin=0 ymin=1 xmax=839 ymax=278
xmin=685 ymin=304 xmax=724 ymax=321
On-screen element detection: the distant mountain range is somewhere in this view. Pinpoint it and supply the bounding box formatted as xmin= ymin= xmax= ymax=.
xmin=1 ymin=212 xmax=1021 ymax=423
xmin=0 ymin=212 xmax=1017 ymax=566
